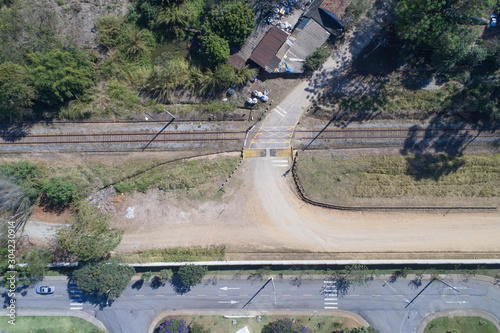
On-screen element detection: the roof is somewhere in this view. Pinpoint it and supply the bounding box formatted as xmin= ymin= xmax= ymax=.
xmin=228 ymin=53 xmax=247 ymax=68
xmin=235 ymin=327 xmax=250 ymax=333
xmin=319 ymin=0 xmax=352 ymax=20
xmin=306 ymin=0 xmax=350 ymax=33
xmin=249 ymin=27 xmax=289 ymax=68
xmin=270 ymin=17 xmax=330 ymax=73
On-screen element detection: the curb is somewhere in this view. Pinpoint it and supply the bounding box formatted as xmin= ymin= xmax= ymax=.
xmin=147 ymin=309 xmax=370 ymax=333
xmin=0 ymin=309 xmax=107 ymax=332
xmin=417 ymin=309 xmax=500 ymax=333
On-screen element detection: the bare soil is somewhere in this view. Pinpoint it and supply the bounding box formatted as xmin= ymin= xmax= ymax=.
xmin=21 ymin=150 xmax=500 ymax=260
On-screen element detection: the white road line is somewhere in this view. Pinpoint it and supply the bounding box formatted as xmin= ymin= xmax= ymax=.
xmin=324 ymin=306 xmax=338 ymax=309
xmin=276 ymin=105 xmax=286 ymax=114
xmin=446 ymin=301 xmax=467 ymax=304
xmin=324 ymin=302 xmax=338 ymax=305
xmin=70 ymin=307 xmax=83 ymax=310
xmin=274 ymin=109 xmax=286 ymax=117
xmin=324 ymin=298 xmax=337 ymax=301
xmin=70 ymin=302 xmax=83 ymax=306
xmin=323 ymin=281 xmax=336 ymax=284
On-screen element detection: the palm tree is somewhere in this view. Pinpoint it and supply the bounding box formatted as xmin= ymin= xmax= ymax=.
xmin=154 ymin=4 xmax=190 ymax=41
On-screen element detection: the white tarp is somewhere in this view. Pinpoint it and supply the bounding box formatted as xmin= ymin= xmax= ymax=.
xmin=235 ymin=326 xmax=250 ymax=333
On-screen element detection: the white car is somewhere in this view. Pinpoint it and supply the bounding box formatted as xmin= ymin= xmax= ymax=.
xmin=36 ymin=285 xmax=55 ymax=294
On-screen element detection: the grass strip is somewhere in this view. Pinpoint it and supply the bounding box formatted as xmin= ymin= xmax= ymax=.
xmin=424 ymin=316 xmax=499 ymax=333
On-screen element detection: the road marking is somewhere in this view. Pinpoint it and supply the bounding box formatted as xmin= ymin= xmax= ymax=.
xmin=303 ymin=294 xmax=313 ymax=297
xmin=197 ymin=295 xmax=206 ymax=297
xmin=438 ymin=294 xmax=448 ymax=297
xmin=55 ymin=295 xmax=63 ymax=297
xmin=218 ymin=300 xmax=239 ymax=304
xmin=324 ymin=281 xmax=336 ymax=284
xmin=240 ymin=294 xmax=248 ymax=297
xmin=70 ymin=307 xmax=83 ymax=310
xmin=395 ymin=294 xmax=410 ymax=302
xmin=156 ymin=295 xmax=164 ymax=297
xmin=324 ymin=306 xmax=338 ymax=309
xmin=220 ymin=287 xmax=240 ymax=291
xmin=324 ymin=298 xmax=337 ymax=301
xmin=282 ymin=294 xmax=291 ymax=297
xmin=136 ymin=295 xmax=144 ymax=297
xmin=260 ymin=294 xmax=270 ymax=297
xmin=483 ymin=296 xmax=491 ymax=299
xmin=446 ymin=301 xmax=468 ymax=304
xmin=324 ymin=302 xmax=338 ymax=305
xmin=274 ymin=109 xmax=286 ymax=117
xmin=70 ymin=303 xmax=83 ymax=306
xmin=372 ymin=295 xmax=381 ymax=297
xmin=460 ymin=294 xmax=470 ymax=297
xmin=219 ymin=294 xmax=227 ymax=297
xmin=417 ymin=295 xmax=425 ymax=297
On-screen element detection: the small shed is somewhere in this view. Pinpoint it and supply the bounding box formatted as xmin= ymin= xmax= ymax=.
xmin=249 ymin=26 xmax=289 ymax=69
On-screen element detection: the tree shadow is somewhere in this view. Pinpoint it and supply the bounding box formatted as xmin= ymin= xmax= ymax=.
xmin=289 ymin=276 xmax=302 ymax=287
xmin=131 ymin=279 xmax=144 ymax=290
xmin=408 ymin=274 xmax=423 ymax=289
xmin=150 ymin=276 xmax=164 ymax=290
xmin=170 ymin=274 xmax=190 ymax=295
xmin=0 ymin=121 xmax=34 ymax=142
xmin=405 ymin=154 xmax=466 ymax=181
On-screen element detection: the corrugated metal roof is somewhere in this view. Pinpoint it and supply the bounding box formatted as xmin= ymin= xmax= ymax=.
xmin=271 ymin=18 xmax=330 ymax=73
xmin=249 ymin=27 xmax=289 ymax=68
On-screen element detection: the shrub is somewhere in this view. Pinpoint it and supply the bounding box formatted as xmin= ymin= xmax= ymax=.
xmin=158 ymin=318 xmax=188 ymax=333
xmin=304 ymin=46 xmax=331 ymax=72
xmin=158 ymin=269 xmax=174 ymax=283
xmin=200 ymin=33 xmax=230 ymax=68
xmin=41 ymin=177 xmax=76 ymax=207
xmin=261 ymin=318 xmax=311 ymax=333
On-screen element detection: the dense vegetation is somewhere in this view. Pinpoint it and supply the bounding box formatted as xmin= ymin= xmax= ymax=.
xmin=0 ymin=0 xmax=256 ymax=121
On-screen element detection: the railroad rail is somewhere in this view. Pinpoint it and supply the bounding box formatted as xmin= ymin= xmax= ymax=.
xmin=0 ymin=126 xmax=498 ymax=145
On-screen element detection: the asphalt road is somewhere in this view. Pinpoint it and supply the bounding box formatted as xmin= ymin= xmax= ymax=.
xmin=4 ymin=275 xmax=500 ymax=333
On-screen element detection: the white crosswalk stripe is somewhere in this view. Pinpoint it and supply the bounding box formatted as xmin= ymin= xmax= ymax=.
xmin=274 ymin=106 xmax=287 ymax=117
xmin=272 ymin=159 xmax=289 ymax=167
xmin=324 ymin=281 xmax=338 ymax=309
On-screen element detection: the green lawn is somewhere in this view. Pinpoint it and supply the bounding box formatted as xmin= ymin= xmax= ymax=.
xmin=0 ymin=316 xmax=104 ymax=332
xmin=424 ymin=316 xmax=499 ymax=333
xmin=154 ymin=315 xmax=362 ymax=333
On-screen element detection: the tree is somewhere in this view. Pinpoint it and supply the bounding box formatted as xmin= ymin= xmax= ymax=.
xmin=394 ymin=0 xmax=494 ymax=68
xmin=304 ymin=46 xmax=331 ymax=72
xmin=177 ymin=264 xmax=207 ymax=287
xmin=261 ymin=318 xmax=311 ymax=333
xmin=155 ymin=4 xmax=190 ymax=40
xmin=24 ymin=247 xmax=52 ymax=280
xmin=200 ymin=33 xmax=230 ymax=68
xmin=0 ymin=62 xmax=35 ymax=121
xmin=25 ymin=48 xmax=96 ymax=106
xmin=57 ymin=202 xmax=123 ymax=262
xmin=41 ymin=177 xmax=76 ymax=207
xmin=73 ymin=260 xmax=135 ymax=299
xmin=119 ymin=24 xmax=152 ymax=59
xmin=158 ymin=269 xmax=173 ymax=283
xmin=203 ymin=1 xmax=255 ymax=47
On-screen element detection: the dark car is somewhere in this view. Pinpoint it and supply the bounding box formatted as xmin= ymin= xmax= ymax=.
xmin=489 ymin=13 xmax=497 ymax=30
xmin=36 ymin=285 xmax=55 ymax=294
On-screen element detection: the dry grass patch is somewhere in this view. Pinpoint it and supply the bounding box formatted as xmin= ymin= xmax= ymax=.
xmin=296 ymin=153 xmax=500 ymax=207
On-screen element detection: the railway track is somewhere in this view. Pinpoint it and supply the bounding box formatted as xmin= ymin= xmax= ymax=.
xmin=0 ymin=127 xmax=498 ymax=145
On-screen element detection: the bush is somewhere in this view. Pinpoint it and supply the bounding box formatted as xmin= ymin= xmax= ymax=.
xmin=158 ymin=318 xmax=188 ymax=333
xmin=262 ymin=318 xmax=311 ymax=333
xmin=158 ymin=269 xmax=174 ymax=283
xmin=304 ymin=46 xmax=331 ymax=72
xmin=41 ymin=177 xmax=76 ymax=207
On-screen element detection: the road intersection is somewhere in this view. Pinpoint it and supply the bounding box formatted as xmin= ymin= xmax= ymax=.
xmin=4 ymin=274 xmax=500 ymax=333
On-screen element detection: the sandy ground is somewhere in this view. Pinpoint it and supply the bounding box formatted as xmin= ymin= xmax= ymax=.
xmin=23 ymin=151 xmax=500 ymax=259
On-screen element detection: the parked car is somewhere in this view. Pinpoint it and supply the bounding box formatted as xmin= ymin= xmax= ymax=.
xmin=489 ymin=13 xmax=497 ymax=30
xmin=36 ymin=285 xmax=55 ymax=294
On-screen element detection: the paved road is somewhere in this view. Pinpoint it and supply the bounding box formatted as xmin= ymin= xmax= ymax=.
xmin=4 ymin=275 xmax=500 ymax=333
